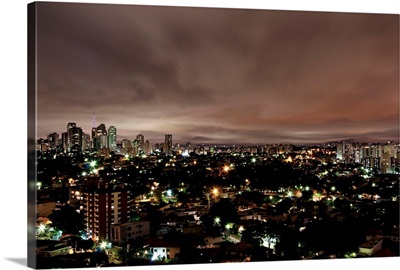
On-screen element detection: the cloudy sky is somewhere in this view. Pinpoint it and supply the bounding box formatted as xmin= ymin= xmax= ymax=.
xmin=35 ymin=2 xmax=399 ymax=145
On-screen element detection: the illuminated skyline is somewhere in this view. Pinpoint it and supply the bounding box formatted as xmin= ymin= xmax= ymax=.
xmin=36 ymin=3 xmax=399 ymax=145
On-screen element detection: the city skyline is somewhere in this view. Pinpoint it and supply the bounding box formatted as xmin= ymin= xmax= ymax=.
xmin=39 ymin=120 xmax=399 ymax=147
xmin=36 ymin=3 xmax=399 ymax=145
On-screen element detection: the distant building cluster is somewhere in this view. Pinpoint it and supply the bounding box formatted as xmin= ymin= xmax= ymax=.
xmin=37 ymin=122 xmax=400 ymax=175
xmin=38 ymin=122 xmax=162 ymax=157
xmin=37 ymin=122 xmax=297 ymax=157
xmin=336 ymin=141 xmax=400 ymax=174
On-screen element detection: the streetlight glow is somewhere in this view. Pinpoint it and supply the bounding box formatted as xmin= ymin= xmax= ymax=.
xmin=212 ymin=188 xmax=219 ymax=195
xmin=214 ymin=217 xmax=221 ymax=224
xmin=100 ymin=241 xmax=107 ymax=249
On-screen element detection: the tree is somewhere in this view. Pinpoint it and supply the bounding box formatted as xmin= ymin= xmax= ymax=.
xmin=275 ymin=198 xmax=293 ymax=214
xmin=77 ymin=238 xmax=95 ymax=251
xmin=145 ymin=204 xmax=162 ymax=236
xmin=48 ymin=204 xmax=84 ymax=235
xmin=208 ymin=198 xmax=239 ymax=231
xmin=301 ymin=190 xmax=313 ymax=201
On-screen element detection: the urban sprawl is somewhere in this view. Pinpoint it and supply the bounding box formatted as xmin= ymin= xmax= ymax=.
xmin=34 ymin=122 xmax=400 ymax=268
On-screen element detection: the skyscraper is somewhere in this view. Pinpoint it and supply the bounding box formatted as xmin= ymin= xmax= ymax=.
xmin=67 ymin=122 xmax=76 ymax=131
xmin=144 ymin=140 xmax=152 ymax=155
xmin=164 ymin=134 xmax=172 ymax=155
xmin=108 ymin=126 xmax=117 ymax=151
xmin=67 ymin=122 xmax=76 ymax=150
xmin=82 ymin=133 xmax=91 ymax=150
xmin=61 ymin=132 xmax=68 ymax=152
xmin=47 ymin=132 xmax=59 ymax=149
xmin=92 ymin=123 xmax=107 ymax=150
xmin=99 ymin=134 xmax=108 ymax=149
xmin=136 ymin=134 xmax=144 ymax=150
xmin=97 ymin=123 xmax=107 ymax=137
xmin=68 ymin=126 xmax=83 ymax=152
xmin=336 ymin=142 xmax=344 ymax=161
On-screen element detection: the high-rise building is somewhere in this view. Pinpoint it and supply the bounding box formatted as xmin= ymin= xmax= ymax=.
xmin=68 ymin=126 xmax=83 ymax=151
xmin=144 ymin=140 xmax=152 ymax=155
xmin=99 ymin=134 xmax=108 ymax=149
xmin=132 ymin=140 xmax=139 ymax=156
xmin=82 ymin=185 xmax=132 ymax=241
xmin=67 ymin=122 xmax=76 ymax=150
xmin=108 ymin=126 xmax=117 ymax=151
xmin=136 ymin=134 xmax=144 ymax=149
xmin=91 ymin=127 xmax=97 ymax=140
xmin=121 ymin=139 xmax=132 ymax=150
xmin=47 ymin=132 xmax=59 ymax=149
xmin=61 ymin=132 xmax=68 ymax=152
xmin=336 ymin=142 xmax=344 ymax=161
xmin=67 ymin=122 xmax=76 ymax=131
xmin=381 ymin=152 xmax=391 ymax=173
xmin=97 ymin=124 xmax=107 ymax=137
xmin=164 ymin=134 xmax=172 ymax=155
xmin=82 ymin=133 xmax=91 ymax=151
xmin=92 ymin=123 xmax=107 ymax=150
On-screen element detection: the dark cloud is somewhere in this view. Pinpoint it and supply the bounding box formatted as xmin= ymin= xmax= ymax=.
xmin=35 ymin=3 xmax=399 ymax=144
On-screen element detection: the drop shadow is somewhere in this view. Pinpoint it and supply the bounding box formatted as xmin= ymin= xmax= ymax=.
xmin=5 ymin=258 xmax=27 ymax=267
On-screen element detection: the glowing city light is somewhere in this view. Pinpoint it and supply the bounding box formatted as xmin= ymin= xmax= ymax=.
xmin=38 ymin=224 xmax=46 ymax=233
xmin=100 ymin=241 xmax=108 ymax=249
xmin=225 ymin=223 xmax=233 ymax=230
xmin=212 ymin=188 xmax=219 ymax=196
xmin=214 ymin=217 xmax=221 ymax=224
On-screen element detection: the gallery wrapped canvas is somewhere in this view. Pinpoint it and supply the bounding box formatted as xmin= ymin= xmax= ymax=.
xmin=27 ymin=1 xmax=399 ymax=269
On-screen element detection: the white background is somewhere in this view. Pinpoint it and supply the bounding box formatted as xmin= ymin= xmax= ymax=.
xmin=0 ymin=0 xmax=399 ymax=270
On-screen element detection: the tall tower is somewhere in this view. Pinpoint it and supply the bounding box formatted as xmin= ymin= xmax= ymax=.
xmin=164 ymin=134 xmax=172 ymax=155
xmin=67 ymin=122 xmax=77 ymax=151
xmin=68 ymin=126 xmax=83 ymax=152
xmin=108 ymin=126 xmax=117 ymax=151
xmin=136 ymin=134 xmax=144 ymax=149
xmin=336 ymin=142 xmax=344 ymax=161
xmin=47 ymin=132 xmax=59 ymax=149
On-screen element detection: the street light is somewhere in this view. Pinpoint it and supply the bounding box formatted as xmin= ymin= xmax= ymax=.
xmin=225 ymin=223 xmax=233 ymax=230
xmin=214 ymin=217 xmax=221 ymax=225
xmin=38 ymin=224 xmax=46 ymax=233
xmin=212 ymin=188 xmax=219 ymax=196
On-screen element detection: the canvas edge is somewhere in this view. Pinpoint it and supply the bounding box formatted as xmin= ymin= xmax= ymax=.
xmin=28 ymin=2 xmax=38 ymax=269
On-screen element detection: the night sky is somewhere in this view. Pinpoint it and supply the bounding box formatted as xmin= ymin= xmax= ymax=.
xmin=36 ymin=2 xmax=399 ymax=145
